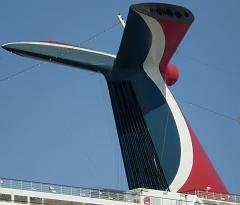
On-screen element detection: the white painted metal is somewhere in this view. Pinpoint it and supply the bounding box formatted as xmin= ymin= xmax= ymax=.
xmin=117 ymin=14 xmax=126 ymax=28
xmin=138 ymin=11 xmax=193 ymax=192
xmin=1 ymin=184 xmax=239 ymax=205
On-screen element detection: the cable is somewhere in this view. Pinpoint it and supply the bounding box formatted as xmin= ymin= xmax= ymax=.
xmin=175 ymin=51 xmax=238 ymax=74
xmin=173 ymin=51 xmax=239 ymax=125
xmin=0 ymin=21 xmax=120 ymax=83
xmin=2 ymin=19 xmax=237 ymax=125
xmin=97 ymin=75 xmax=119 ymax=186
xmin=160 ymin=107 xmax=170 ymax=162
xmin=0 ymin=62 xmax=44 ymax=83
xmin=0 ymin=52 xmax=10 ymax=61
xmin=79 ymin=22 xmax=120 ymax=46
xmin=0 ymin=49 xmax=13 ymax=62
xmin=0 ymin=19 xmax=120 ymax=84
xmin=176 ymin=96 xmax=239 ymax=124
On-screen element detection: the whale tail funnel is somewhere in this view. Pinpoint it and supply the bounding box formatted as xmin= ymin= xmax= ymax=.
xmin=2 ymin=2 xmax=228 ymax=193
xmin=109 ymin=3 xmax=228 ymax=193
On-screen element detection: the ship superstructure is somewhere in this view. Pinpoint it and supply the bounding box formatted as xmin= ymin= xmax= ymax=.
xmin=0 ymin=178 xmax=239 ymax=205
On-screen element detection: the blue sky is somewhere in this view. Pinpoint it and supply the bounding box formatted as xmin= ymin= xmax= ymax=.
xmin=0 ymin=0 xmax=239 ymax=194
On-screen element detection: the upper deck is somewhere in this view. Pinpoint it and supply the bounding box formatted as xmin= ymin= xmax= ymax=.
xmin=0 ymin=178 xmax=239 ymax=205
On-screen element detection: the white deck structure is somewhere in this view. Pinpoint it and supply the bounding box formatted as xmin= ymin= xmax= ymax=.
xmin=0 ymin=178 xmax=239 ymax=205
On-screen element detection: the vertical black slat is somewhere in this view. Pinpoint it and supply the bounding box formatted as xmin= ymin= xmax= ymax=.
xmin=119 ymin=81 xmax=150 ymax=188
xmin=121 ymin=82 xmax=144 ymax=188
xmin=121 ymin=81 xmax=157 ymax=188
xmin=128 ymin=82 xmax=169 ymax=190
xmin=127 ymin=82 xmax=167 ymax=189
xmin=113 ymin=82 xmax=141 ymax=187
xmin=110 ymin=80 xmax=159 ymax=189
xmin=108 ymin=82 xmax=136 ymax=188
xmin=112 ymin=81 xmax=139 ymax=188
xmin=109 ymin=81 xmax=139 ymax=188
xmin=107 ymin=80 xmax=169 ymax=191
xmin=126 ymin=81 xmax=162 ymax=188
xmin=126 ymin=81 xmax=163 ymax=187
xmin=121 ymin=81 xmax=151 ymax=188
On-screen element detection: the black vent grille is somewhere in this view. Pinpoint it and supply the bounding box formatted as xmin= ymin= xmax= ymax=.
xmin=108 ymin=80 xmax=169 ymax=191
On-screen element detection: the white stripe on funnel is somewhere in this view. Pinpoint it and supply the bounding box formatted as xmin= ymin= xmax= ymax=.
xmin=137 ymin=11 xmax=193 ymax=192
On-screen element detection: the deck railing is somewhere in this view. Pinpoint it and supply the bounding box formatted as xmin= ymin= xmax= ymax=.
xmin=183 ymin=189 xmax=240 ymax=203
xmin=0 ymin=178 xmax=140 ymax=203
xmin=1 ymin=178 xmax=240 ymax=204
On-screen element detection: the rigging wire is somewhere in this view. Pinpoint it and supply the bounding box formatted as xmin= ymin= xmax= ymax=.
xmin=0 ymin=62 xmax=45 ymax=82
xmin=78 ymin=21 xmax=120 ymax=46
xmin=1 ymin=14 xmax=238 ymax=187
xmin=160 ymin=107 xmax=170 ymax=162
xmin=0 ymin=20 xmax=238 ymax=126
xmin=236 ymin=117 xmax=240 ymax=124
xmin=97 ymin=75 xmax=126 ymax=189
xmin=0 ymin=21 xmax=120 ymax=84
xmin=173 ymin=51 xmax=239 ymax=125
xmin=176 ymin=96 xmax=239 ymax=124
xmin=175 ymin=50 xmax=238 ymax=74
xmin=0 ymin=52 xmax=10 ymax=61
xmin=97 ymin=75 xmax=118 ymax=184
xmin=78 ymin=19 xmax=121 ymax=187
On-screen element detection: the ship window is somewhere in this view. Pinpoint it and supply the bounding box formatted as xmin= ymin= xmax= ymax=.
xmin=15 ymin=195 xmax=28 ymax=203
xmin=0 ymin=194 xmax=11 ymax=201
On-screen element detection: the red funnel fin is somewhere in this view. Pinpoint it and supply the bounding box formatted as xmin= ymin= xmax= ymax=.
xmin=179 ymin=119 xmax=228 ymax=193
